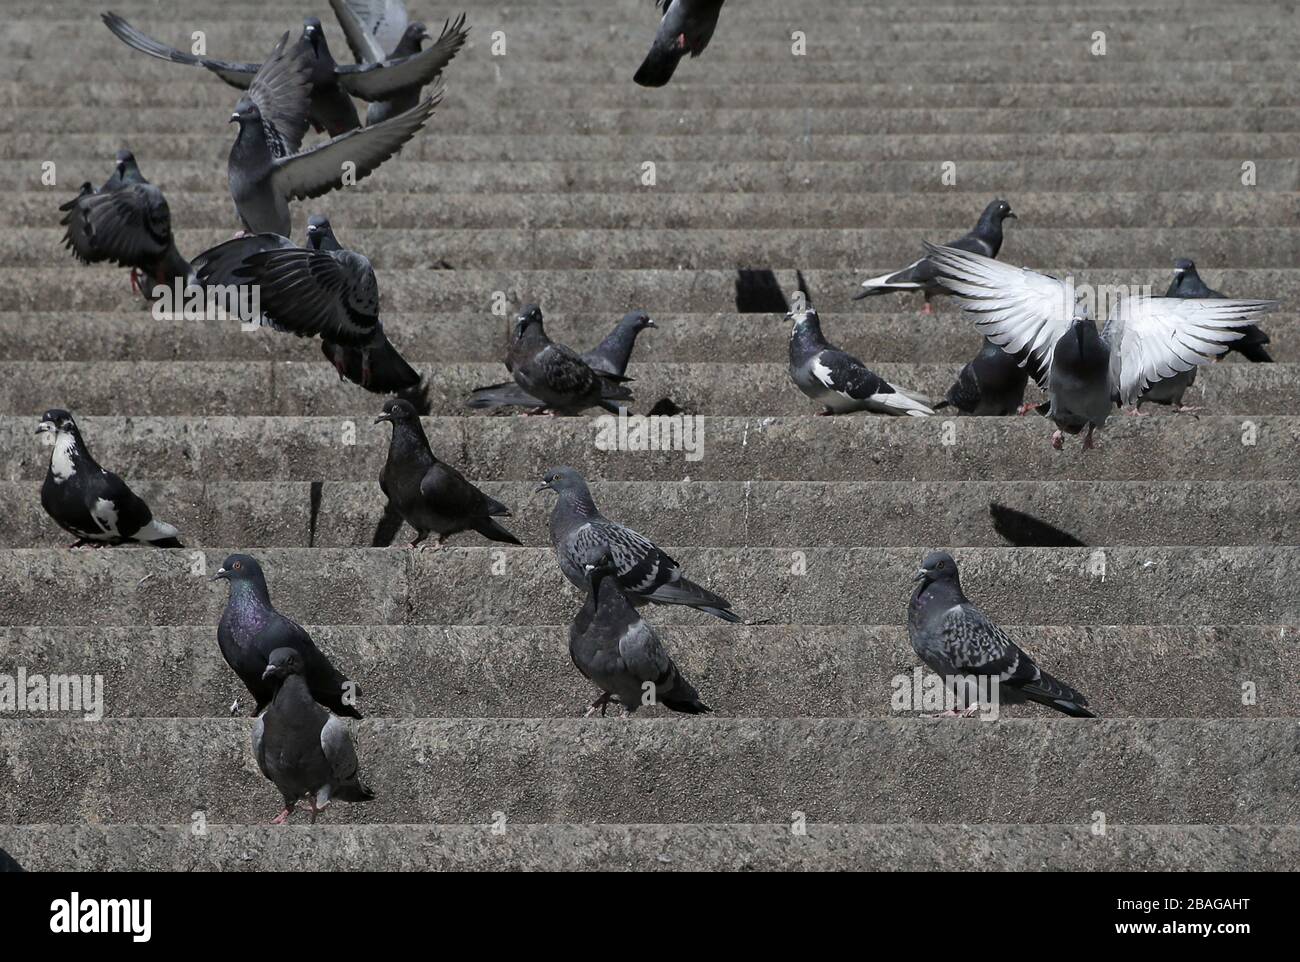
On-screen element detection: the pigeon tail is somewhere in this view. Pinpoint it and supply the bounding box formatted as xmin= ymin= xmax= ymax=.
xmin=660 ymin=695 xmax=713 ymax=714
xmin=1019 ymin=670 xmax=1095 ymax=718
xmin=136 ymin=518 xmax=184 ymax=548
xmin=648 ymin=577 xmax=740 ymax=622
xmin=465 ymin=381 xmax=542 ymax=409
xmin=853 ymin=266 xmax=922 ymax=299
xmin=472 ymin=516 xmax=523 ymax=546
xmin=634 ymin=49 xmax=682 ymax=87
xmin=330 ymin=781 xmax=376 ymax=803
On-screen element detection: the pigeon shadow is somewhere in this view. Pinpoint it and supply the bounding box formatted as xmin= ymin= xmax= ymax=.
xmin=734 ymin=268 xmax=813 ymax=314
xmin=989 ymin=503 xmax=1086 ymax=548
xmin=0 ymin=847 xmax=23 ymax=872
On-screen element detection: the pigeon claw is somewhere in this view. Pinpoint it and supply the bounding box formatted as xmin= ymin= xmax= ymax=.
xmin=584 ymin=691 xmax=613 ymax=718
xmin=1082 ymin=426 xmax=1099 ymax=451
xmin=1050 ymin=430 xmax=1065 ymax=451
xmin=271 ymin=806 xmax=295 ymax=825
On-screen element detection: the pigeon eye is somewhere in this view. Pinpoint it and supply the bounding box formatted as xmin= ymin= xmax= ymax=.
xmin=233 ymin=561 xmax=242 ymax=570
xmin=936 ymin=561 xmax=945 ymax=569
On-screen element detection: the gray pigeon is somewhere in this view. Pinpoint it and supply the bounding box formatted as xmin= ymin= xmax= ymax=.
xmin=634 ymin=0 xmax=726 ymax=88
xmin=1168 ymin=259 xmax=1272 ymax=363
xmin=467 ymin=310 xmax=656 ymax=410
xmin=925 ymin=243 xmax=1278 ymax=449
xmin=329 ymin=1 xmax=469 ymax=125
xmin=253 ymin=647 xmax=375 ymax=824
xmin=787 ymin=307 xmax=934 ymax=416
xmin=226 ymin=32 xmax=439 ymax=237
xmin=494 ymin=305 xmax=635 ymax=415
xmin=103 ymin=10 xmax=463 ymax=136
xmin=374 ymin=398 xmax=522 ymax=548
xmin=854 ymin=199 xmax=1016 ymax=313
xmin=908 ymin=551 xmax=1094 ymax=717
xmin=37 ymin=409 xmax=183 ymax=549
xmin=214 ymin=554 xmax=363 ymax=718
xmin=59 ymin=151 xmax=191 ymax=298
xmin=538 ymin=466 xmax=741 ymax=622
xmin=570 ymin=546 xmax=712 ymax=716
xmin=933 ymin=337 xmax=1030 ymax=416
xmin=192 ymin=214 xmax=419 ymax=393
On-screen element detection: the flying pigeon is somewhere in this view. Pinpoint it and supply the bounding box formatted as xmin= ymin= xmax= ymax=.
xmin=479 ymin=305 xmax=635 ymax=415
xmin=374 ymin=398 xmax=522 ymax=548
xmin=192 ymin=214 xmax=420 ymax=393
xmin=225 ymin=32 xmax=439 ymax=237
xmin=787 ymin=307 xmax=934 ymax=416
xmin=36 ymin=409 xmax=184 ymax=549
xmin=466 ymin=311 xmax=656 ymax=410
xmin=213 ymin=553 xmax=363 ymax=718
xmin=1169 ymin=258 xmax=1274 ymax=364
xmin=538 ymin=466 xmax=741 ymax=622
xmin=909 ymin=551 xmax=1094 ymax=717
xmin=569 ymin=546 xmax=712 ymax=717
xmin=253 ymin=647 xmax=375 ymax=824
xmin=634 ymin=0 xmax=726 ymax=88
xmin=854 ymin=199 xmax=1016 ymax=313
xmin=328 ymin=1 xmax=469 ymax=125
xmin=925 ymin=243 xmax=1277 ymax=449
xmin=59 ymin=151 xmax=192 ymax=298
xmin=933 ymin=337 xmax=1030 ymax=416
xmin=102 ymin=10 xmax=463 ymax=136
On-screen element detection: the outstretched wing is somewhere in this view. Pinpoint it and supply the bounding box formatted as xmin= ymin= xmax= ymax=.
xmin=336 ymin=15 xmax=469 ymax=101
xmin=236 ymin=247 xmax=381 ymax=345
xmin=329 ymin=0 xmax=408 ymax=62
xmin=65 ymin=184 xmax=172 ymax=268
xmin=101 ymin=12 xmax=259 ymax=89
xmin=246 ymin=32 xmax=314 ymax=158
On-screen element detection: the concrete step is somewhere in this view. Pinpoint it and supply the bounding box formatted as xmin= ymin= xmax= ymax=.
xmin=4 ymin=480 xmax=1297 ymax=549
xmin=2 ymin=718 xmax=1294 ymax=824
xmin=6 ymin=313 xmax=1300 ymax=364
xmin=2 ymin=823 xmax=1296 ymax=871
xmin=2 ymin=361 xmax=1295 ymax=418
xmin=1 ymin=547 xmax=1295 ymax=627
xmin=1 ymin=623 xmax=1291 ymax=719
xmin=3 ymin=416 xmax=1293 ymax=483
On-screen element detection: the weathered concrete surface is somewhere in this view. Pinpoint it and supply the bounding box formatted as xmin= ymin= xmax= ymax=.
xmin=2 ymin=718 xmax=1297 ymax=824
xmin=1 ymin=624 xmax=1292 ymax=719
xmin=3 ymin=824 xmax=1297 ymax=872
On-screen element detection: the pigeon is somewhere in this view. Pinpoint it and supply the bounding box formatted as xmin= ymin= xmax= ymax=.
xmin=569 ymin=546 xmax=712 ymax=717
xmin=59 ymin=152 xmax=192 ymax=298
xmin=634 ymin=0 xmax=726 ymax=88
xmin=854 ymin=199 xmax=1016 ymax=313
xmin=924 ymin=243 xmax=1278 ymax=449
xmin=466 ymin=311 xmax=656 ymax=410
xmin=103 ymin=11 xmax=463 ymax=136
xmin=787 ymin=307 xmax=934 ymax=416
xmin=213 ymin=553 xmax=363 ymax=719
xmin=192 ymin=214 xmax=420 ymax=393
xmin=328 ymin=1 xmax=469 ymax=125
xmin=538 ymin=466 xmax=741 ymax=622
xmin=253 ymin=647 xmax=375 ymax=824
xmin=226 ymin=31 xmax=439 ymax=237
xmin=908 ymin=551 xmax=1095 ymax=718
xmin=480 ymin=305 xmax=635 ymax=415
xmin=36 ymin=409 xmax=183 ymax=549
xmin=933 ymin=337 xmax=1030 ymax=416
xmin=1167 ymin=259 xmax=1272 ymax=363
xmin=374 ymin=398 xmax=522 ymax=548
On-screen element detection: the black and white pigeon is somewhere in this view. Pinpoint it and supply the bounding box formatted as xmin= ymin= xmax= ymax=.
xmin=787 ymin=307 xmax=934 ymax=416
xmin=59 ymin=151 xmax=192 ymax=298
xmin=466 ymin=311 xmax=656 ymax=410
xmin=933 ymin=336 xmax=1030 ymax=416
xmin=853 ymin=199 xmax=1016 ymax=313
xmin=103 ymin=10 xmax=462 ymax=136
xmin=328 ymin=1 xmax=469 ymax=125
xmin=634 ymin=0 xmax=726 ymax=88
xmin=192 ymin=214 xmax=420 ymax=393
xmin=483 ymin=305 xmax=635 ymax=415
xmin=374 ymin=398 xmax=522 ymax=548
xmin=1169 ymin=258 xmax=1273 ymax=363
xmin=36 ymin=409 xmax=184 ymax=549
xmin=925 ymin=243 xmax=1278 ymax=449
xmin=569 ymin=546 xmax=712 ymax=717
xmin=225 ymin=31 xmax=439 ymax=237
xmin=253 ymin=647 xmax=375 ymax=824
xmin=213 ymin=553 xmax=363 ymax=719
xmin=538 ymin=466 xmax=741 ymax=623
xmin=908 ymin=551 xmax=1095 ymax=718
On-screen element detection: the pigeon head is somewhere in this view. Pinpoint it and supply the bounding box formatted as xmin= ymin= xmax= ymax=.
xmin=374 ymin=398 xmax=419 ymax=425
xmin=620 ymin=310 xmax=657 ymax=332
xmin=913 ymin=550 xmax=960 ymax=587
xmin=987 ymin=198 xmax=1015 ymax=222
xmin=114 ymin=149 xmax=138 ymax=177
xmin=230 ymin=98 xmax=261 ymax=126
xmin=262 ymin=646 xmax=305 ymax=682
xmin=302 ymin=17 xmax=325 ymax=53
xmin=399 ymin=21 xmax=430 ymax=52
xmin=535 ymin=465 xmax=589 ymax=497
xmin=305 ymin=214 xmax=333 ymax=248
xmin=512 ymin=304 xmax=545 ymax=340
xmin=1172 ymin=258 xmax=1196 ymax=277
xmin=35 ymin=408 xmax=78 ymax=438
xmin=212 ymin=553 xmax=269 ymax=591
xmin=785 ymin=306 xmax=821 ymax=339
xmin=582 ymin=545 xmax=619 ymax=587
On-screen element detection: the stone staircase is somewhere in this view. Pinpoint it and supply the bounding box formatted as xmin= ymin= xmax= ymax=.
xmin=0 ymin=0 xmax=1297 ymax=870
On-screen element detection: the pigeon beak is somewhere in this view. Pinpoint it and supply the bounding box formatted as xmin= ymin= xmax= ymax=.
xmin=261 ymin=665 xmax=277 ymax=680
xmin=644 ymin=318 xmax=657 ymax=329
xmin=35 ymin=421 xmax=53 ymax=435
xmin=912 ymin=568 xmax=928 ymax=583
xmin=1004 ymin=212 xmax=1017 ymax=220
xmin=211 ymin=567 xmax=228 ymax=581
xmin=229 ymin=112 xmax=240 ymax=123
xmin=534 ymin=482 xmax=552 ymax=494
xmin=373 ymin=413 xmax=391 ymax=424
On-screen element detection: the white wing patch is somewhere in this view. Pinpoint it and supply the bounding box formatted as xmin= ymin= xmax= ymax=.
xmin=50 ymin=434 xmax=77 ymax=483
xmin=90 ymin=498 xmax=120 ymax=537
xmin=859 ymin=258 xmax=925 ymax=291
